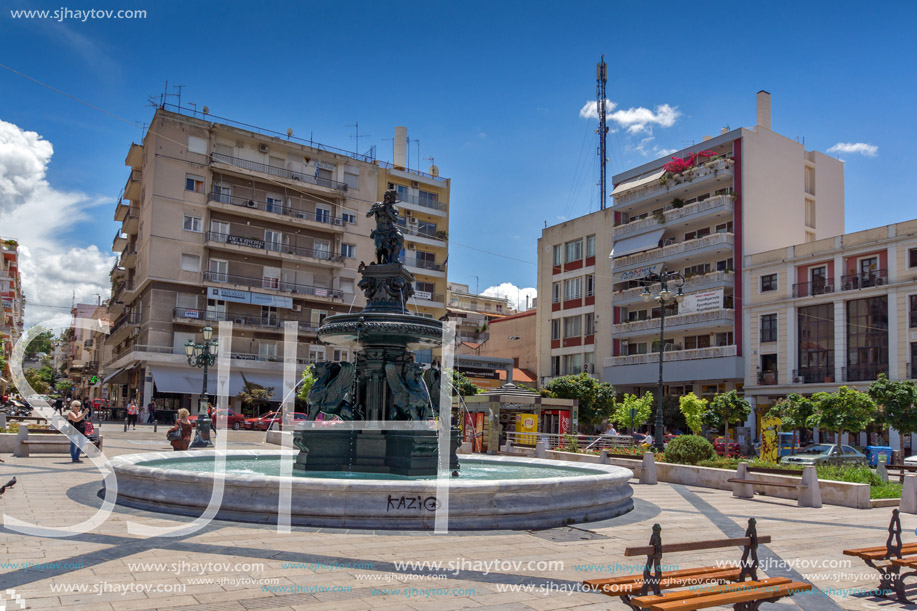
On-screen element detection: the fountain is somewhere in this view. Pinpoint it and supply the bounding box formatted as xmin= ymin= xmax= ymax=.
xmin=107 ymin=191 xmax=635 ymax=529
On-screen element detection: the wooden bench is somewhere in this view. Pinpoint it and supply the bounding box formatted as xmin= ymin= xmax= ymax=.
xmin=583 ymin=518 xmax=812 ymax=610
xmin=885 ymin=464 xmax=917 ymax=483
xmin=843 ymin=509 xmax=917 ymax=603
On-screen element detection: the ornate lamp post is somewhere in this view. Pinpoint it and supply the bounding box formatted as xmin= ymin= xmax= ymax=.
xmin=184 ymin=326 xmax=218 ymax=449
xmin=641 ymin=270 xmax=685 ymax=452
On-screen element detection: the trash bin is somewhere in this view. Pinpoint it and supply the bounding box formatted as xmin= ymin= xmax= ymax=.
xmin=865 ymin=445 xmax=893 ymax=467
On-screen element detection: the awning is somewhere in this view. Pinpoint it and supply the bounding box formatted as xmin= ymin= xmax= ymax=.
xmin=239 ymin=372 xmax=293 ymax=400
xmin=102 ymin=366 xmax=130 ymax=385
xmin=611 ymin=169 xmax=666 ymax=196
xmin=611 ymin=229 xmax=665 ymax=259
xmin=148 ymin=365 xmax=247 ymax=396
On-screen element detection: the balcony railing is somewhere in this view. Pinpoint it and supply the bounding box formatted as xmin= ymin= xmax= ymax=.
xmin=840 ymin=270 xmax=888 ymax=291
xmin=112 ymin=280 xmax=135 ymax=303
xmin=411 ymin=292 xmax=445 ymax=303
xmin=844 ymin=363 xmax=889 ymax=383
xmin=757 ymin=371 xmax=779 ymax=385
xmin=395 ymin=193 xmax=448 ymax=212
xmin=614 ymin=157 xmax=735 ymax=206
xmin=792 ymin=280 xmax=834 ymax=298
xmin=605 ymin=345 xmax=737 ymax=367
xmin=173 ymin=307 xmax=282 ymax=329
xmin=112 ymin=342 xmax=313 ymax=364
xmin=376 ymin=159 xmax=448 ymax=183
xmin=794 ymin=367 xmax=835 ymax=384
xmin=211 ymin=153 xmax=348 ymax=191
xmin=401 ymin=223 xmax=446 ymax=242
xmin=614 ymin=194 xmax=734 ymax=237
xmin=207 ymin=191 xmax=348 ymax=226
xmin=401 ymin=256 xmax=444 ymax=272
xmin=615 ymin=270 xmax=734 ymax=300
xmin=205 ymin=231 xmax=346 ymax=263
xmin=202 ymin=271 xmax=343 ymax=300
xmin=109 ymin=311 xmax=141 ymax=336
xmin=613 ymin=232 xmax=733 ymax=268
xmin=611 ymin=308 xmax=735 ymax=335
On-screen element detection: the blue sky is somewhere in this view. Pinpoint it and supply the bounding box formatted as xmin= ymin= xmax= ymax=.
xmin=1 ymin=1 xmax=914 ymax=321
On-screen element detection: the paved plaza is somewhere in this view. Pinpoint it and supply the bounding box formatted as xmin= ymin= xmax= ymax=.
xmin=0 ymin=427 xmax=911 ymax=610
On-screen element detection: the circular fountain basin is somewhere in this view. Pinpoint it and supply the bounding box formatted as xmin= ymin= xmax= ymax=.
xmin=109 ymin=450 xmax=634 ymax=530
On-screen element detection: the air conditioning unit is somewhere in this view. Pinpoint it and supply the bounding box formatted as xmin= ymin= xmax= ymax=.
xmin=875 ymin=277 xmax=885 ymax=286
xmin=234 ymin=317 xmax=245 ymax=324
xmin=843 ymin=282 xmax=854 ymax=291
xmin=411 ymin=180 xmax=420 ymax=188
xmin=409 ymin=217 xmax=418 ymax=224
xmin=292 ymin=304 xmax=302 ymax=312
xmin=824 ymin=285 xmax=834 ymax=293
xmin=407 ymin=243 xmax=415 ymax=250
xmin=332 ymin=218 xmax=343 ymax=226
xmin=246 ymin=200 xmax=257 ymax=208
xmin=793 ymin=377 xmax=803 ymax=383
xmin=259 ymin=144 xmax=269 ymax=153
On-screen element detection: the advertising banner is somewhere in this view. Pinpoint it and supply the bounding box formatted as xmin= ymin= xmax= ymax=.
xmin=678 ymin=288 xmax=724 ymax=314
xmin=227 ymin=235 xmax=265 ymax=249
xmin=515 ymin=413 xmax=539 ymax=446
xmin=616 ymin=264 xmax=661 ymax=282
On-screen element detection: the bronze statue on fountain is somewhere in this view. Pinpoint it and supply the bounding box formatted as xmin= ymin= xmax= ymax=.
xmin=292 ymin=190 xmax=460 ymax=476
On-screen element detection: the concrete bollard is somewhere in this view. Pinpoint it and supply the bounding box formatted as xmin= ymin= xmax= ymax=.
xmin=877 ymin=456 xmax=889 ymax=483
xmin=0 ymin=413 xmax=6 ymax=430
xmin=639 ymin=452 xmax=657 ymax=485
xmin=733 ymin=462 xmax=754 ymax=499
xmin=901 ymin=475 xmax=917 ymax=514
xmin=13 ymin=424 xmax=29 ymax=458
xmin=600 ymin=449 xmax=609 ymax=465
xmin=502 ymin=439 xmax=513 ymax=454
xmin=123 ymin=417 xmax=128 ymax=432
xmin=153 ymin=418 xmax=158 ymax=433
xmin=535 ymin=437 xmax=547 ymax=459
xmin=798 ymin=466 xmax=822 ymax=508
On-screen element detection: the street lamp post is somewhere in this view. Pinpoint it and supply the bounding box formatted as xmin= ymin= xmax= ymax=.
xmin=185 ymin=326 xmax=218 ymax=449
xmin=641 ymin=269 xmax=685 ymax=452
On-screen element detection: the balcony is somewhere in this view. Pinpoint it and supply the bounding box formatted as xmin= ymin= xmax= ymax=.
xmin=844 ymin=363 xmax=889 ymax=383
xmin=840 ymin=270 xmax=888 ymax=291
xmin=203 ymin=271 xmax=344 ymax=300
xmin=792 ymin=280 xmax=834 ymax=298
xmin=396 ymin=193 xmax=448 ymax=215
xmin=112 ymin=230 xmax=128 ymax=252
xmin=205 ymin=231 xmax=346 ymax=265
xmin=401 ymin=223 xmax=447 ymax=245
xmin=605 ymin=344 xmax=737 ymax=368
xmin=614 ymin=194 xmax=734 ymax=237
xmin=122 ymin=207 xmax=140 ymax=234
xmin=123 ymin=169 xmax=141 ymax=201
xmin=211 ymin=153 xmax=348 ymax=192
xmin=794 ymin=367 xmax=835 ymax=384
xmin=401 ymin=255 xmax=445 ymax=276
xmin=120 ymin=243 xmax=138 ymax=268
xmin=615 ymin=270 xmax=734 ymax=302
xmin=611 ymin=308 xmax=734 ymax=335
xmin=614 ymin=157 xmax=735 ymax=208
xmin=207 ymin=191 xmax=348 ymax=229
xmin=112 ymin=280 xmax=135 ymax=304
xmin=613 ymin=232 xmax=734 ymax=269
xmin=114 ymin=200 xmax=130 ymax=223
xmin=173 ymin=307 xmax=284 ymax=330
xmin=410 ymin=292 xmax=445 ymax=306
xmin=757 ymin=371 xmax=780 ymax=385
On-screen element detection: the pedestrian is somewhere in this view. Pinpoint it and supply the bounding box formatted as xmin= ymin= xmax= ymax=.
xmin=126 ymin=399 xmax=138 ymax=430
xmin=207 ymin=401 xmax=217 ymax=438
xmin=67 ymin=400 xmax=87 ymax=463
xmin=147 ymin=400 xmax=156 ymax=424
xmin=53 ymin=396 xmax=63 ymax=414
xmin=168 ymin=409 xmax=193 ymax=451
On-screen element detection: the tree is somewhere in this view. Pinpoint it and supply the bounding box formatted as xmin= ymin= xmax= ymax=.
xmin=450 ymin=370 xmax=481 ymax=397
xmin=23 ymin=368 xmax=49 ymax=394
xmin=297 ymin=367 xmax=316 ymax=402
xmin=238 ymin=377 xmax=274 ymax=416
xmin=703 ymin=390 xmax=751 ymax=439
xmin=808 ymin=386 xmax=876 ymax=465
xmin=55 ymin=379 xmax=72 ymax=394
xmin=767 ymin=393 xmax=816 ymax=449
xmin=679 ymin=392 xmax=708 ymax=435
xmin=869 ymin=374 xmax=917 ymax=438
xmin=609 ymin=392 xmax=654 ymax=433
xmin=544 ymin=373 xmax=614 ymax=430
xmin=25 ymin=328 xmax=54 ymax=360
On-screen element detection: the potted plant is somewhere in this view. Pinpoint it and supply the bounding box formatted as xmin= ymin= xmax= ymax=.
xmin=671 ymin=198 xmax=685 ymax=209
xmin=653 ymin=210 xmax=666 ymax=224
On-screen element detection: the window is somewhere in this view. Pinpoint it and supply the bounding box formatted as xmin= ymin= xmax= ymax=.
xmin=553 ymin=245 xmax=563 ymax=266
xmin=716 ymin=332 xmax=733 ymax=347
xmin=584 ymin=313 xmax=595 ymax=336
xmin=909 ymin=248 xmax=917 ymax=269
xmin=846 ymin=296 xmax=889 ymax=381
xmin=805 ymin=167 xmax=815 ymax=195
xmin=341 ymin=243 xmax=356 ymax=258
xmin=584 ymin=351 xmax=595 ymax=371
xmin=563 ymin=353 xmax=583 ymax=375
xmin=343 ymin=166 xmax=360 ymax=190
xmin=340 ymin=278 xmax=354 ymax=297
xmin=182 ymin=215 xmax=202 ymax=233
xmin=308 ymin=345 xmax=325 ymax=364
xmin=563 ymin=315 xmax=581 ymax=338
xmin=180 ymin=254 xmax=200 ymax=272
xmin=805 ymin=199 xmax=816 ymax=228
xmin=552 ymin=282 xmax=561 ymax=303
xmin=315 ymin=205 xmax=331 ymax=224
xmin=564 ymin=239 xmax=583 ymax=263
xmin=259 ymin=342 xmax=277 ymax=360
xmin=911 ymin=295 xmax=917 ymax=328
xmin=715 ymin=221 xmax=734 ymax=234
xmin=761 ymin=273 xmax=778 ymax=292
xmin=266 ymin=195 xmax=284 ymax=214
xmin=310 ymin=310 xmax=328 ymax=327
xmin=563 ymin=277 xmax=582 ymax=301
xmin=551 ymin=356 xmax=561 ymax=377
xmin=388 ymin=183 xmax=409 ymax=201
xmin=798 ymin=303 xmax=835 ymax=383
xmin=188 ymin=136 xmax=208 ymax=155
xmin=585 ymin=275 xmax=595 ymax=297
xmin=627 ymin=343 xmax=647 ymax=356
xmin=551 ymin=319 xmax=560 ymax=341
xmin=262 ymin=266 xmax=280 ymax=290
xmin=586 ymin=235 xmax=596 ymax=258
xmin=684 ymin=263 xmax=711 ymax=277
xmin=185 ymin=175 xmax=204 ymax=193
xmin=210 ymin=220 xmax=229 ymax=238
xmin=265 ymin=230 xmax=284 ymax=252
xmin=208 ymin=259 xmax=228 ymax=282
xmin=175 ymin=293 xmax=197 ymax=310
xmin=261 ymin=306 xmax=278 ymax=324
xmin=418 ymin=190 xmax=439 ymax=208
xmin=811 ymin=265 xmax=828 ymax=292
xmin=313 ymin=239 xmax=331 ymax=260
xmin=716 ymin=258 xmax=734 ymax=272
xmin=211 ymin=183 xmax=231 ymax=204
xmin=342 ymin=210 xmax=357 ymax=224
xmin=760 ymin=314 xmax=777 ymax=343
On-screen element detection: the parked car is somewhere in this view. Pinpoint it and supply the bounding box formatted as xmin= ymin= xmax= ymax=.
xmin=256 ymin=412 xmax=310 ymax=431
xmin=780 ymin=444 xmax=867 ymax=466
xmin=188 ymin=409 xmax=247 ymax=430
xmin=713 ymin=437 xmax=741 ymax=457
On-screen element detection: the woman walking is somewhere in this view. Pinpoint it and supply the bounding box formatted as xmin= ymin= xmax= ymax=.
xmin=168 ymin=408 xmax=193 ymax=451
xmin=67 ymin=400 xmax=87 ymax=463
xmin=126 ymin=399 xmax=138 ymax=430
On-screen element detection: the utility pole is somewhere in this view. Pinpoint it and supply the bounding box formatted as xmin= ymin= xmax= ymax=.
xmin=597 ymin=56 xmax=608 ymax=210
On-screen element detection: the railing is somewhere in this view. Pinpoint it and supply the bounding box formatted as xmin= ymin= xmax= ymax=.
xmin=792 ymin=280 xmax=834 ymax=298
xmin=611 ymin=308 xmax=734 ymax=334
xmin=613 ymin=232 xmax=734 ymax=268
xmin=112 ymin=341 xmax=313 ymax=364
xmin=395 ymin=193 xmax=448 ymax=212
xmin=205 ymin=231 xmax=346 ymax=263
xmin=844 ymin=363 xmax=889 ymax=383
xmin=757 ymin=371 xmax=779 ymax=385
xmin=794 ymin=367 xmax=835 ymax=384
xmin=173 ymin=307 xmax=283 ymax=329
xmin=112 ymin=280 xmax=135 ymax=302
xmin=211 ymin=153 xmax=348 ymax=191
xmin=410 ymin=292 xmax=445 ymax=303
xmin=606 ymin=345 xmax=737 ymax=367
xmin=504 ymin=432 xmax=638 ymax=450
xmin=840 ymin=270 xmax=888 ymax=291
xmin=614 ymin=194 xmax=734 ymax=236
xmin=401 ymin=256 xmax=444 ymax=271
xmin=615 ymin=270 xmax=734 ymax=300
xmin=401 ymin=223 xmax=445 ymax=242
xmin=202 ymin=271 xmax=343 ymax=300
xmin=206 ymin=191 xmax=348 ymax=226
xmin=109 ymin=311 xmax=141 ymax=336
xmin=121 ymin=244 xmax=138 ymax=258
xmin=376 ymin=159 xmax=448 ymax=183
xmin=614 ymin=157 xmax=735 ymax=205
xmin=456 ymin=332 xmax=489 ymax=343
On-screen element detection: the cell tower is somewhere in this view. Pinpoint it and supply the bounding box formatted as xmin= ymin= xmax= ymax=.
xmin=596 ymin=56 xmax=609 ymax=210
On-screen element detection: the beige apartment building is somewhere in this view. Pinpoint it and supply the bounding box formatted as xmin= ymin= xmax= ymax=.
xmin=103 ymin=107 xmax=450 ymax=413
xmin=537 ymin=92 xmax=845 ymax=399
xmin=0 ymin=238 xmax=24 ymax=397
xmin=743 ymin=219 xmax=917 ymax=444
xmin=446 ymin=282 xmax=514 ymax=344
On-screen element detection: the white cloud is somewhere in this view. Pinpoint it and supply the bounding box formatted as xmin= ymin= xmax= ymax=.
xmin=827 ymin=142 xmax=878 ymax=158
xmin=0 ymin=119 xmax=116 ymax=328
xmin=481 ymin=283 xmax=537 ymax=312
xmin=655 ymin=147 xmax=678 ymax=158
xmin=580 ymin=99 xmax=680 ymax=134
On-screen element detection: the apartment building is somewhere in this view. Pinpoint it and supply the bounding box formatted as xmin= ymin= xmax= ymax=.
xmin=457 ymin=309 xmax=537 ymax=386
xmin=102 ymin=107 xmax=450 ymax=412
xmin=446 ymin=282 xmax=514 ymax=345
xmin=0 ymin=238 xmax=24 ymax=396
xmin=537 ymin=92 xmax=845 ymax=398
xmin=67 ymin=303 xmax=103 ymax=399
xmin=743 ymin=219 xmax=917 ymax=440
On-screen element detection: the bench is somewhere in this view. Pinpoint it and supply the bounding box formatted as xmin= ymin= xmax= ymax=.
xmin=843 ymin=509 xmax=917 ymax=603
xmin=584 ymin=518 xmax=812 ymax=610
xmin=729 ymin=462 xmax=821 ymax=507
xmin=885 ymin=464 xmax=917 ymax=483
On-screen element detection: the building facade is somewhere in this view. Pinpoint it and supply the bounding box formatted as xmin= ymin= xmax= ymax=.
xmin=0 ymin=238 xmax=24 ymax=396
xmin=743 ymin=219 xmax=917 ymax=441
xmin=102 ymin=108 xmax=450 ymax=413
xmin=538 ymin=91 xmax=846 ymax=398
xmin=457 ymin=309 xmax=537 ymax=386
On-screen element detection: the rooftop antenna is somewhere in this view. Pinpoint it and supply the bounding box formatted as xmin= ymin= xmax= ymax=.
xmin=425 ymin=156 xmax=439 ymax=177
xmin=347 ymin=122 xmax=371 ymax=155
xmin=188 ymin=102 xmax=197 ymax=117
xmin=286 ymin=128 xmax=294 ymax=140
xmin=473 ymin=276 xmax=479 ymax=295
xmin=596 ymin=55 xmax=608 ymax=210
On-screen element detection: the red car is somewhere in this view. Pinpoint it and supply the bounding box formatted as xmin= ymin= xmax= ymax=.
xmin=713 ymin=437 xmax=741 ymax=457
xmin=245 ymin=411 xmax=309 ymax=431
xmin=189 ymin=409 xmax=246 ymax=430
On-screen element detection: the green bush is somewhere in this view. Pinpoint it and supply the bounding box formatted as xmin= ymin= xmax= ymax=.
xmin=664 ymin=435 xmax=715 ymax=465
